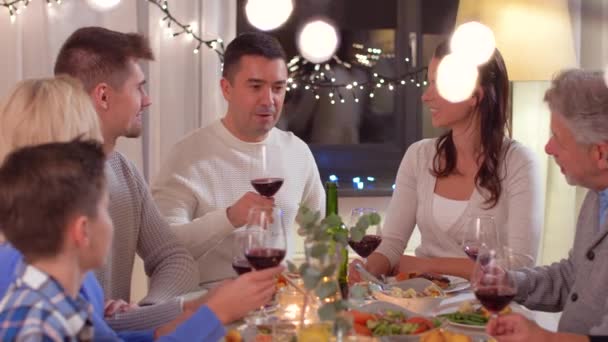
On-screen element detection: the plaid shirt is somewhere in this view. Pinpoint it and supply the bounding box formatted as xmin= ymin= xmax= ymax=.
xmin=0 ymin=264 xmax=94 ymax=341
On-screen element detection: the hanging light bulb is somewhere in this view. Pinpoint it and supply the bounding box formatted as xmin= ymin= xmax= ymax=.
xmin=86 ymin=0 xmax=121 ymax=11
xmin=436 ymin=53 xmax=478 ymax=103
xmin=245 ymin=0 xmax=293 ymax=31
xmin=450 ymin=21 xmax=496 ymax=66
xmin=297 ymin=19 xmax=339 ymax=64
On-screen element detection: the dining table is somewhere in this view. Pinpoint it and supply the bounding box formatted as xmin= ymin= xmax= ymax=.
xmin=206 ymin=274 xmax=563 ymax=341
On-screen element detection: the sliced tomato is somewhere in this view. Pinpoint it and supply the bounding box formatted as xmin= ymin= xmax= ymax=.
xmin=349 ymin=310 xmax=377 ymax=325
xmin=353 ymin=323 xmax=372 ymax=336
xmin=406 ymin=317 xmax=434 ymax=334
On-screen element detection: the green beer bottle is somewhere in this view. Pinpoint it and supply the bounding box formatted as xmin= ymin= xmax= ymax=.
xmin=325 ymin=181 xmax=349 ymax=298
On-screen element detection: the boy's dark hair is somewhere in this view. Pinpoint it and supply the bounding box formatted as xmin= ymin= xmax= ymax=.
xmin=222 ymin=32 xmax=286 ymax=81
xmin=54 ymin=26 xmax=154 ymax=92
xmin=0 ymin=140 xmax=106 ymax=261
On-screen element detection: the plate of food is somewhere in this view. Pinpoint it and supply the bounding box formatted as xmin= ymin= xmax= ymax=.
xmin=434 ymin=300 xmax=515 ymax=330
xmin=350 ymin=301 xmax=443 ymax=340
xmin=443 ymin=275 xmax=470 ymax=293
xmin=392 ymin=272 xmax=470 ymax=293
xmin=370 ymin=278 xmax=447 ymax=314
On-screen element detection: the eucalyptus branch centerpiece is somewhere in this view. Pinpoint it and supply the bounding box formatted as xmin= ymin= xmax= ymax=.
xmin=287 ymin=205 xmax=381 ymax=335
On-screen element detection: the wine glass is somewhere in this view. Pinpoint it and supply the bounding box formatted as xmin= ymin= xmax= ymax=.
xmin=461 ymin=215 xmax=499 ymax=261
xmin=243 ymin=206 xmax=287 ymax=318
xmin=231 ymin=229 xmax=252 ymax=276
xmin=503 ymin=246 xmax=535 ymax=269
xmin=250 ymin=145 xmax=285 ymax=198
xmin=471 ymin=247 xmax=517 ymax=320
xmin=347 ymin=208 xmax=382 ymax=259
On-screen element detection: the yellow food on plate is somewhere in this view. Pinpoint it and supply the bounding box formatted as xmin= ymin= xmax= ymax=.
xmin=388 ymin=284 xmax=443 ymax=298
xmin=480 ymin=305 xmax=512 ymax=318
xmin=420 ymin=329 xmax=472 ymax=342
xmin=225 ymin=329 xmax=242 ymax=342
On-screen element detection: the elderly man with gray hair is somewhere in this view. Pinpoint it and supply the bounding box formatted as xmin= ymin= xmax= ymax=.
xmin=486 ymin=69 xmax=608 ymax=342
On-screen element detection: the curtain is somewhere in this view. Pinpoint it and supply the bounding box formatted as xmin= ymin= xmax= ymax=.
xmin=511 ymin=82 xmax=587 ymax=265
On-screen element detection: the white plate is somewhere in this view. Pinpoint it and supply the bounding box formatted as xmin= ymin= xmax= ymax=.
xmin=446 ymin=320 xmax=487 ymax=330
xmin=433 ymin=300 xmax=532 ymax=331
xmin=370 ymin=278 xmax=447 ymax=315
xmin=433 ymin=302 xmax=488 ymax=330
xmin=387 ymin=275 xmax=470 ymax=293
xmin=443 ymin=275 xmax=470 ymax=293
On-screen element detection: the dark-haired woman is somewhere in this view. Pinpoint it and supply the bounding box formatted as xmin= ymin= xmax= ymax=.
xmin=350 ymin=42 xmax=542 ymax=281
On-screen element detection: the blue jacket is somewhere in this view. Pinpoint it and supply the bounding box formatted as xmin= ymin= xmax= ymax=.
xmin=0 ymin=244 xmax=225 ymax=341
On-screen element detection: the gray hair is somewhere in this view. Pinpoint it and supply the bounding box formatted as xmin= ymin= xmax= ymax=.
xmin=544 ymin=69 xmax=608 ymax=144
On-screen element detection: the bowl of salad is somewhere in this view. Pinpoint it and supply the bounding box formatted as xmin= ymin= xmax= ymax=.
xmin=349 ymin=301 xmax=442 ymax=341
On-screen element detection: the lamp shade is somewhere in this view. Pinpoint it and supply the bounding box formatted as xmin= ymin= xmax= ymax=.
xmin=456 ymin=0 xmax=577 ymax=81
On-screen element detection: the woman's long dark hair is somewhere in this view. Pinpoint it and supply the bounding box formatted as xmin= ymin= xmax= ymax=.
xmin=431 ymin=41 xmax=511 ymax=208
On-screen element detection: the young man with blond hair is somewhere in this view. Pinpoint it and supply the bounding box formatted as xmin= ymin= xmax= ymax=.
xmin=53 ymin=27 xmax=199 ymax=330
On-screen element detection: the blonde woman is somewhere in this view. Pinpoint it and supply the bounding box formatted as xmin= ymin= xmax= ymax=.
xmin=0 ymin=76 xmax=283 ymax=341
xmin=0 ymin=75 xmax=103 ymax=161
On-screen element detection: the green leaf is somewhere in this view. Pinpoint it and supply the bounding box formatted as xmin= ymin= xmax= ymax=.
xmin=296 ymin=206 xmax=319 ymax=227
xmin=335 ymin=300 xmax=350 ymax=311
xmin=332 ymin=229 xmax=348 ymax=245
xmin=313 ymin=229 xmax=331 ymax=242
xmin=315 ymin=281 xmax=338 ymax=300
xmin=318 ymin=302 xmax=338 ymax=322
xmin=350 ymin=226 xmax=366 ymax=242
xmin=322 ymin=214 xmax=342 ymax=229
xmin=302 ymin=266 xmax=322 ymax=290
xmin=286 ymin=260 xmax=298 ymax=273
xmin=368 ymin=212 xmax=381 ymax=225
xmin=310 ymin=243 xmax=328 ymax=258
xmin=320 ymin=263 xmax=337 ymax=278
xmin=355 ymin=216 xmax=370 ymax=231
xmin=349 ymin=283 xmax=369 ymax=299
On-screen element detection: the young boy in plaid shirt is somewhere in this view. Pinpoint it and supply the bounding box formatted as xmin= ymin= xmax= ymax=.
xmin=0 ymin=140 xmax=109 ymax=341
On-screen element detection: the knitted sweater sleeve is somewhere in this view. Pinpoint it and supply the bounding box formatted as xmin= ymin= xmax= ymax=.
xmin=122 ymin=156 xmax=199 ymax=304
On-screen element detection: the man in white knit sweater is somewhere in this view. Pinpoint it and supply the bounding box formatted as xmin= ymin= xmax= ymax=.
xmin=152 ymin=32 xmax=325 ymax=285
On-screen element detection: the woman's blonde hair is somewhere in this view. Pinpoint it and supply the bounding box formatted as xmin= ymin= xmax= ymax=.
xmin=0 ymin=75 xmax=103 ymax=162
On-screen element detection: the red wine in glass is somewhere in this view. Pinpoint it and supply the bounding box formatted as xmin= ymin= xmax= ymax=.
xmin=232 ymin=259 xmax=252 ymax=275
xmin=251 ymin=178 xmax=284 ymax=197
xmin=464 ymin=245 xmax=479 ymax=261
xmin=245 ymin=248 xmax=286 ymax=270
xmin=475 ymin=286 xmax=516 ymax=313
xmin=348 ymin=235 xmax=382 ymax=258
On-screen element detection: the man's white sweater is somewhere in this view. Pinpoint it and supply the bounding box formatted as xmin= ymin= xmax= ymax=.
xmin=152 ymin=120 xmax=325 ymax=285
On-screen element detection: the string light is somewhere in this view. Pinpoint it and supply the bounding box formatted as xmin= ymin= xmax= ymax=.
xmin=286 ymin=42 xmax=427 ymax=103
xmin=1 ymin=0 xmax=225 ymax=60
xmin=2 ymin=0 xmax=50 ymax=22
xmin=3 ymin=1 xmax=426 ymax=104
xmin=146 ymin=0 xmax=224 ymax=59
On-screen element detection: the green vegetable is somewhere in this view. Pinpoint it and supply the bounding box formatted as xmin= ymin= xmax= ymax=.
xmin=365 ymin=312 xmax=430 ymax=336
xmin=437 ymin=312 xmax=489 ymax=326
